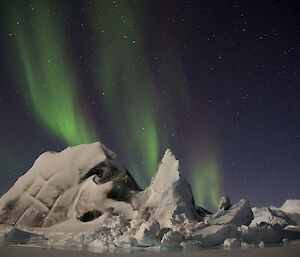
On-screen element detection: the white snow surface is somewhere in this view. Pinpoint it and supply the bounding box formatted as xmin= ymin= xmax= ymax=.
xmin=0 ymin=142 xmax=137 ymax=229
xmin=207 ymin=199 xmax=253 ymax=226
xmin=250 ymin=207 xmax=292 ymax=227
xmin=0 ymin=142 xmax=300 ymax=249
xmin=1 ymin=142 xmax=106 ymax=205
xmin=137 ymin=149 xmax=199 ymax=227
xmin=281 ymin=200 xmax=300 ymax=214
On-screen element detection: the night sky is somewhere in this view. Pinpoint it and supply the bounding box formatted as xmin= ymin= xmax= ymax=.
xmin=0 ymin=0 xmax=299 ymax=210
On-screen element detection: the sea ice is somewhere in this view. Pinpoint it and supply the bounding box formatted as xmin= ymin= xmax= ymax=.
xmin=0 ymin=142 xmax=299 ymax=249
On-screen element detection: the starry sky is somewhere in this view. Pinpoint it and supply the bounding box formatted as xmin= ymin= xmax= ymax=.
xmin=0 ymin=0 xmax=299 ymax=210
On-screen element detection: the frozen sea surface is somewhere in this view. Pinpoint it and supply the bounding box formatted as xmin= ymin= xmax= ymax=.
xmin=1 ymin=243 xmax=300 ymax=257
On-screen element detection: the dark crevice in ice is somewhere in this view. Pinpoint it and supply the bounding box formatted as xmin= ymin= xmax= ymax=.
xmin=78 ymin=210 xmax=102 ymax=222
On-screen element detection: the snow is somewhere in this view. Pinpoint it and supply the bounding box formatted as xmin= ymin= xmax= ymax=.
xmin=223 ymin=238 xmax=241 ymax=248
xmin=250 ymin=207 xmax=294 ymax=227
xmin=238 ymin=224 xmax=282 ymax=244
xmin=207 ymin=199 xmax=253 ymax=226
xmin=218 ymin=196 xmax=231 ymax=211
xmin=198 ymin=224 xmax=238 ymax=247
xmin=0 ymin=142 xmax=138 ymax=230
xmin=161 ymin=230 xmax=184 ymax=248
xmin=0 ymin=142 xmax=108 ymax=228
xmin=280 ymin=200 xmax=300 ymax=225
xmin=136 ymin=149 xmax=200 ymax=227
xmin=281 ymin=200 xmax=300 ymax=214
xmin=0 ymin=142 xmax=300 ymax=250
xmin=133 ymin=221 xmax=160 ymax=247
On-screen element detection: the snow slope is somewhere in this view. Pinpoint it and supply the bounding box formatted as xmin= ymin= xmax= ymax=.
xmin=0 ymin=142 xmax=138 ymax=229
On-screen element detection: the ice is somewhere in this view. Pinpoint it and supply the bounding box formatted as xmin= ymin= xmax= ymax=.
xmin=0 ymin=142 xmax=300 ymax=249
xmin=279 ymin=200 xmax=300 ymax=225
xmin=0 ymin=142 xmax=139 ymax=229
xmin=161 ymin=230 xmax=185 ymax=248
xmin=197 ymin=224 xmax=238 ymax=247
xmin=223 ymin=237 xmax=241 ymax=248
xmin=238 ymin=224 xmax=283 ymax=244
xmin=207 ymin=199 xmax=253 ymax=226
xmin=133 ymin=221 xmax=160 ymax=247
xmin=0 ymin=224 xmax=13 ymax=243
xmin=137 ymin=149 xmax=200 ymax=227
xmin=281 ymin=200 xmax=300 ymax=214
xmin=4 ymin=227 xmax=46 ymax=245
xmin=218 ymin=196 xmax=231 ymax=211
xmin=250 ymin=207 xmax=294 ymax=228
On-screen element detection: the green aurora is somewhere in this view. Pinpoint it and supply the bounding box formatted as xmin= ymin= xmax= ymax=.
xmin=7 ymin=0 xmax=222 ymax=209
xmin=192 ymin=159 xmax=221 ymax=208
xmin=88 ymin=1 xmax=161 ymax=178
xmin=12 ymin=1 xmax=95 ymax=146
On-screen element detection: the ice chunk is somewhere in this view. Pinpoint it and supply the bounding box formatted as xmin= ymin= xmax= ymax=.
xmin=280 ymin=200 xmax=300 ymax=225
xmin=238 ymin=224 xmax=282 ymax=244
xmin=0 ymin=224 xmax=13 ymax=243
xmin=208 ymin=199 xmax=254 ymax=226
xmin=198 ymin=224 xmax=238 ymax=247
xmin=281 ymin=200 xmax=300 ymax=214
xmin=284 ymin=225 xmax=300 ymax=232
xmin=137 ymin=149 xmax=200 ymax=227
xmin=161 ymin=230 xmax=185 ymax=248
xmin=250 ymin=207 xmax=295 ymax=228
xmin=133 ymin=221 xmax=160 ymax=247
xmin=223 ymin=237 xmax=241 ymax=248
xmin=0 ymin=142 xmax=140 ymax=229
xmin=5 ymin=227 xmax=46 ymax=244
xmin=218 ymin=196 xmax=231 ymax=211
xmin=181 ymin=240 xmax=202 ymax=249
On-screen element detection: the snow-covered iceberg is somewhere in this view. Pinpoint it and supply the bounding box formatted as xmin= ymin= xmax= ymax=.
xmin=0 ymin=142 xmax=299 ymax=250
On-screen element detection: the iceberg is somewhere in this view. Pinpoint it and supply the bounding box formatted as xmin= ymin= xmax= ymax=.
xmin=0 ymin=142 xmax=299 ymax=250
